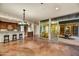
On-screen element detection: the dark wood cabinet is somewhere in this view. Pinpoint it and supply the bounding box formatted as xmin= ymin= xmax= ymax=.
xmin=0 ymin=21 xmax=18 ymax=30
xmin=27 ymin=32 xmax=33 ymax=37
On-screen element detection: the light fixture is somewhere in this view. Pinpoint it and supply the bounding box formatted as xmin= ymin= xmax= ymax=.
xmin=41 ymin=3 xmax=44 ymax=4
xmin=18 ymin=9 xmax=27 ymax=25
xmin=18 ymin=21 xmax=26 ymax=25
xmin=56 ymin=7 xmax=59 ymax=10
xmin=52 ymin=21 xmax=58 ymax=24
xmin=23 ymin=9 xmax=26 ymax=21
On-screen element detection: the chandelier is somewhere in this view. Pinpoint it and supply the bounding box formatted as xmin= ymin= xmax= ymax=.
xmin=18 ymin=9 xmax=27 ymax=25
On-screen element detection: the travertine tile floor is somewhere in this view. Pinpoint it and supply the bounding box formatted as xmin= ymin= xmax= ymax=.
xmin=0 ymin=37 xmax=79 ymax=56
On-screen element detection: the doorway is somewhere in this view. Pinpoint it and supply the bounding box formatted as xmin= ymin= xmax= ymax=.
xmin=51 ymin=23 xmax=59 ymax=40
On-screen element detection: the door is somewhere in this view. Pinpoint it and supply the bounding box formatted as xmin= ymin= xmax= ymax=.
xmin=51 ymin=24 xmax=58 ymax=40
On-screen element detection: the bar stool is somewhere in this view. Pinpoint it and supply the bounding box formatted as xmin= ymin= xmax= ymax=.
xmin=19 ymin=34 xmax=23 ymax=40
xmin=4 ymin=35 xmax=9 ymax=43
xmin=12 ymin=34 xmax=17 ymax=41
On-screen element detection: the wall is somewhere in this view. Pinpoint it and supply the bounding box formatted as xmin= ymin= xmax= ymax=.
xmin=34 ymin=24 xmax=40 ymax=37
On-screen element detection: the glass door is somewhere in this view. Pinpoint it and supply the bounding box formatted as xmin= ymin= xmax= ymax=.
xmin=51 ymin=22 xmax=59 ymax=41
xmin=40 ymin=21 xmax=49 ymax=39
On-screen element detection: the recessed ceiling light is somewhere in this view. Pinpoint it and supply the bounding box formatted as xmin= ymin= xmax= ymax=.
xmin=56 ymin=7 xmax=59 ymax=10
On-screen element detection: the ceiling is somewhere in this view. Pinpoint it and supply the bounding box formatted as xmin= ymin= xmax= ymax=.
xmin=0 ymin=3 xmax=79 ymax=23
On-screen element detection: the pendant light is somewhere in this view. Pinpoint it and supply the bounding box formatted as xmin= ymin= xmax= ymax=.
xmin=18 ymin=9 xmax=27 ymax=25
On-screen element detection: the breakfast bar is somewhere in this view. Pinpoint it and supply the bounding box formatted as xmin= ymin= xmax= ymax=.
xmin=0 ymin=31 xmax=24 ymax=42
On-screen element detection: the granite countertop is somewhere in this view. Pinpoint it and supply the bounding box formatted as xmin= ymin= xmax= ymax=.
xmin=0 ymin=31 xmax=23 ymax=33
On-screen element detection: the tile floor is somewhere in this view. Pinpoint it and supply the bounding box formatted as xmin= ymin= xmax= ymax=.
xmin=0 ymin=37 xmax=79 ymax=56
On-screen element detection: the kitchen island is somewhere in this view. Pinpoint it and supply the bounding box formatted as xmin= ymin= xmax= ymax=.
xmin=0 ymin=31 xmax=24 ymax=42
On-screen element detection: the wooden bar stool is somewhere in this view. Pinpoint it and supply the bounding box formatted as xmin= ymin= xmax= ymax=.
xmin=12 ymin=34 xmax=17 ymax=41
xmin=19 ymin=34 xmax=23 ymax=40
xmin=4 ymin=35 xmax=9 ymax=43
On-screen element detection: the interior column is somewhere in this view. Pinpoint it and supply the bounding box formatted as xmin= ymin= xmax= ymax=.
xmin=20 ymin=25 xmax=25 ymax=39
xmin=48 ymin=18 xmax=51 ymax=40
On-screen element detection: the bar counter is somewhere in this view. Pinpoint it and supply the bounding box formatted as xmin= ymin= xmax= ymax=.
xmin=0 ymin=31 xmax=24 ymax=42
